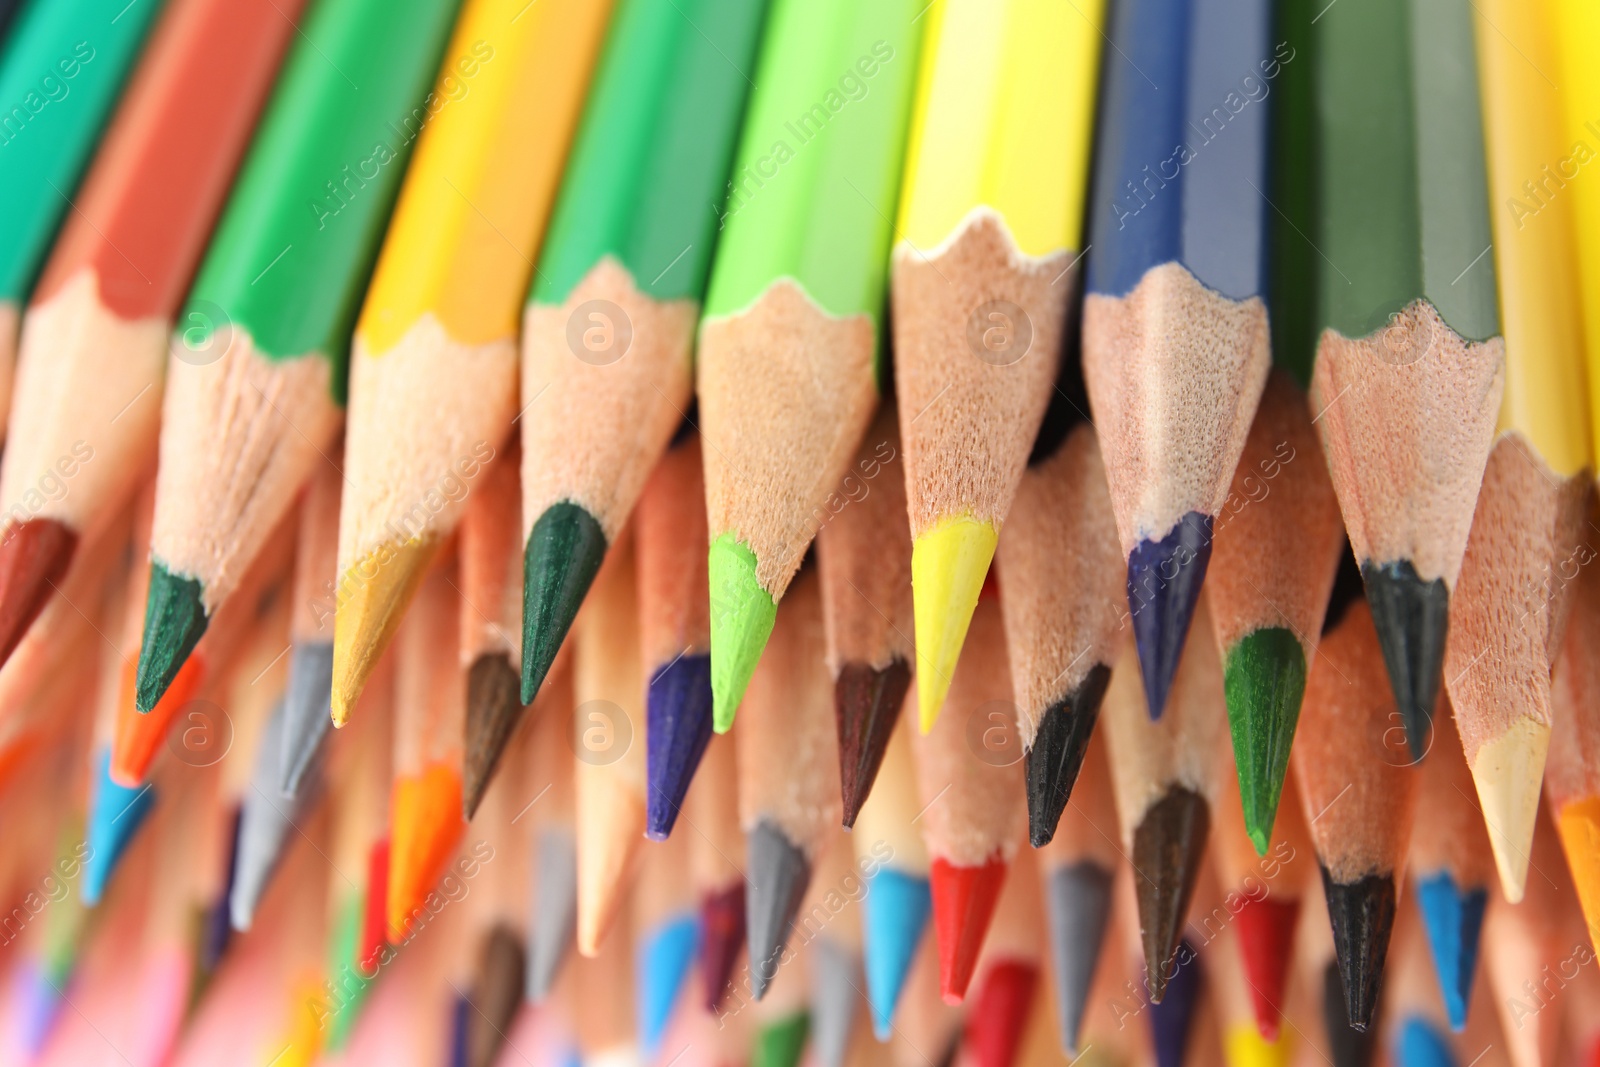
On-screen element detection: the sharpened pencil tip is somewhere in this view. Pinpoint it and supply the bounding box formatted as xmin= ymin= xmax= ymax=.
xmin=1127 ymin=512 xmax=1213 ymax=721
xmin=1323 ymin=959 xmax=1377 ymax=1067
xmin=1360 ymin=560 xmax=1448 ymax=760
xmin=0 ymin=517 xmax=76 ymax=670
xmin=708 ymin=533 xmax=776 ymax=733
xmin=1148 ymin=938 xmax=1201 ymax=1067
xmin=231 ymin=701 xmax=305 ymax=931
xmin=639 ymin=913 xmax=700 ymax=1056
xmin=112 ymin=651 xmax=204 ymax=786
xmin=135 ymin=561 xmax=210 ymax=712
xmin=745 ymin=820 xmax=812 ymax=1001
xmin=1321 ymin=867 xmax=1398 ymax=1033
xmin=279 ymin=642 xmax=333 ymax=796
xmin=1234 ymin=894 xmax=1299 ymax=1040
xmin=1556 ymin=797 xmax=1600 ymax=954
xmin=462 ymin=651 xmax=526 ymax=819
xmin=1025 ymin=664 xmax=1110 ymax=847
xmin=1132 ymin=786 xmax=1210 ymax=1003
xmin=700 ymin=883 xmax=747 ymax=1013
xmin=861 ymin=867 xmax=931 ymax=1038
xmin=386 ymin=764 xmax=465 ymax=940
xmin=83 ymin=747 xmax=156 ymax=906
xmin=754 ymin=1012 xmax=810 ymax=1067
xmin=1396 ymin=1018 xmax=1456 ymax=1067
xmin=645 ymin=652 xmax=713 ymax=839
xmin=911 ymin=515 xmax=998 ymax=733
xmin=929 ymin=855 xmax=1007 ymax=1004
xmin=835 ymin=658 xmax=912 ymax=829
xmin=520 ymin=503 xmax=606 ymax=705
xmin=1414 ymin=872 xmax=1486 ymax=1031
xmin=1046 ymin=861 xmax=1113 ymax=1054
xmin=527 ymin=831 xmax=577 ymax=1003
xmin=809 ymin=937 xmax=860 ymax=1067
xmin=966 ymin=959 xmax=1038 ymax=1067
xmin=332 ymin=537 xmax=439 ymax=727
xmin=469 ymin=924 xmax=525 ymax=1067
xmin=1224 ymin=627 xmax=1307 ymax=856
xmin=1467 ymin=718 xmax=1548 ymax=903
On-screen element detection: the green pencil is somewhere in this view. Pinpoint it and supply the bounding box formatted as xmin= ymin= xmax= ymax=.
xmin=697 ymin=0 xmax=923 ymax=733
xmin=507 ymin=0 xmax=770 ymax=817
xmin=135 ymin=0 xmax=465 ymax=737
xmin=0 ymin=0 xmax=165 ymax=442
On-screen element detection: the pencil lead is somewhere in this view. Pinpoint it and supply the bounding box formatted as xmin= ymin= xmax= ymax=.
xmin=461 ymin=651 xmax=524 ymax=819
xmin=1127 ymin=513 xmax=1213 ymax=720
xmin=754 ymin=1012 xmax=810 ymax=1067
xmin=469 ymin=924 xmax=525 ymax=1067
xmin=836 ymin=659 xmax=912 ymax=828
xmin=82 ymin=747 xmax=156 ymax=906
xmin=135 ymin=562 xmax=209 ymax=712
xmin=810 ymin=937 xmax=861 ymax=1067
xmin=1046 ymin=860 xmax=1113 ymax=1054
xmin=911 ymin=515 xmax=998 ymax=733
xmin=929 ymin=855 xmax=1007 ymax=1004
xmin=639 ymin=913 xmax=699 ymax=1056
xmin=1225 ymin=628 xmax=1306 ymax=854
xmin=645 ymin=652 xmax=713 ymax=839
xmin=385 ymin=763 xmax=464 ymax=940
xmin=966 ymin=959 xmax=1038 ymax=1067
xmin=746 ymin=820 xmax=811 ymax=1001
xmin=278 ymin=641 xmax=333 ymax=796
xmin=1414 ymin=873 xmax=1486 ymax=1031
xmin=1395 ymin=1018 xmax=1456 ymax=1067
xmin=111 ymin=652 xmax=204 ymax=786
xmin=1131 ymin=787 xmax=1210 ymax=1003
xmin=701 ymin=883 xmax=747 ymax=1013
xmin=1360 ymin=560 xmax=1448 ymax=759
xmin=232 ymin=701 xmax=313 ymax=930
xmin=1226 ymin=1025 xmax=1291 ymax=1067
xmin=358 ymin=838 xmax=389 ymax=976
xmin=1323 ymin=959 xmax=1377 ymax=1067
xmin=1467 ymin=718 xmax=1547 ymax=902
xmin=1148 ymin=938 xmax=1201 ymax=1067
xmin=862 ymin=867 xmax=931 ymax=1038
xmin=1321 ymin=869 xmax=1397 ymax=1032
xmin=1025 ymin=666 xmax=1110 ymax=846
xmin=527 ymin=830 xmax=577 ymax=1002
xmin=330 ymin=537 xmax=437 ymax=726
xmin=1556 ymin=799 xmax=1600 ymax=952
xmin=0 ymin=518 xmax=76 ymax=668
xmin=708 ymin=534 xmax=776 ymax=733
xmin=1234 ymin=894 xmax=1299 ymax=1040
xmin=449 ymin=992 xmax=471 ymax=1067
xmin=520 ymin=503 xmax=605 ymax=705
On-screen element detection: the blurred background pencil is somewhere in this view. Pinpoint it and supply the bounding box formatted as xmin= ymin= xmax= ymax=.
xmin=961 ymin=844 xmax=1042 ymax=1067
xmin=0 ymin=0 xmax=301 ymax=668
xmin=136 ymin=0 xmax=466 ymax=712
xmin=633 ymin=829 xmax=697 ymax=1060
xmin=697 ymin=0 xmax=921 ymax=732
xmin=686 ymin=730 xmax=745 ymax=1015
xmin=1548 ymin=512 xmax=1600 ymax=954
xmin=1481 ymin=814 xmax=1568 ymax=1067
xmin=517 ymin=0 xmax=769 ymax=720
xmin=1082 ymin=0 xmax=1273 ymax=723
xmin=330 ymin=0 xmax=612 ymax=725
xmin=891 ymin=0 xmax=1103 ymax=735
xmin=1306 ymin=0 xmax=1505 ymax=760
xmin=280 ymin=454 xmax=343 ymax=797
xmin=0 ymin=0 xmax=164 ymax=447
xmin=1552 ymin=0 xmax=1600 ymax=462
xmin=806 ymin=837 xmax=866 ymax=1067
xmin=525 ymin=657 xmax=577 ymax=1003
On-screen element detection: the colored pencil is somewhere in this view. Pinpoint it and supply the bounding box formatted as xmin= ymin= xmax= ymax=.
xmin=1548 ymin=511 xmax=1600 ymax=955
xmin=230 ymin=693 xmax=318 ymax=931
xmin=1306 ymin=0 xmax=1506 ymax=759
xmin=1293 ymin=598 xmax=1420 ymax=1032
xmin=1443 ymin=0 xmax=1593 ymax=909
xmin=697 ymin=0 xmax=922 ymax=733
xmin=573 ymin=903 xmax=638 ymax=1064
xmin=633 ymin=828 xmax=697 ymax=1059
xmin=0 ymin=0 xmax=301 ymax=671
xmin=816 ymin=402 xmax=914 ymax=828
xmin=1482 ymin=814 xmax=1568 ymax=1067
xmin=573 ymin=529 xmax=646 ymax=957
xmin=737 ymin=566 xmax=840 ymax=999
xmin=280 ymin=451 xmax=342 ymax=796
xmin=685 ymin=729 xmax=745 ymax=1013
xmin=462 ymin=734 xmax=530 ymax=1067
xmin=1206 ymin=370 xmax=1344 ymax=854
xmin=1039 ymin=730 xmax=1119 ymax=1054
xmin=1082 ymin=0 xmax=1274 ymax=722
xmin=962 ymin=845 xmax=1042 ymax=1067
xmin=329 ymin=0 xmax=613 ymax=726
xmin=752 ymin=933 xmax=810 ymax=1067
xmin=526 ymin=655 xmax=578 ymax=1002
xmin=1206 ymin=898 xmax=1292 ymax=1067
xmin=1384 ymin=902 xmax=1459 ymax=1067
xmin=893 ymin=0 xmax=1102 ymax=735
xmin=0 ymin=0 xmax=165 ymax=445
xmin=1145 ymin=935 xmax=1203 ymax=1067
xmin=458 ymin=438 xmax=524 ymax=818
xmin=1407 ymin=704 xmax=1491 ymax=1031
xmin=1213 ymin=749 xmax=1312 ymax=1042
xmin=1552 ymin=1 xmax=1600 ymax=458
xmin=638 ymin=432 xmax=713 ymax=839
xmin=1301 ymin=882 xmax=1376 ymax=1067
xmin=996 ymin=418 xmax=1124 ymax=845
xmin=136 ymin=0 xmax=468 ymax=712
xmin=853 ymin=719 xmax=931 ymax=1039
xmin=910 ymin=590 xmax=1025 ymax=1003
xmin=804 ymin=836 xmax=865 ymax=1067
xmin=517 ymin=0 xmax=769 ymax=717
xmin=1101 ymin=599 xmax=1227 ymax=1004
xmin=386 ymin=549 xmax=466 ymax=941
xmin=891 ymin=926 xmax=965 ymax=1067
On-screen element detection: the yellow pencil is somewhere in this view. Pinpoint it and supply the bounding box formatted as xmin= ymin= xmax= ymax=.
xmin=1449 ymin=0 xmax=1593 ymax=902
xmin=1553 ymin=0 xmax=1600 ymax=454
xmin=892 ymin=0 xmax=1103 ymax=733
xmin=330 ymin=0 xmax=614 ymax=725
